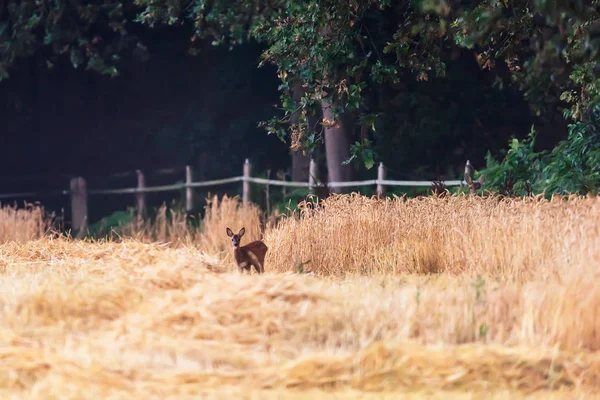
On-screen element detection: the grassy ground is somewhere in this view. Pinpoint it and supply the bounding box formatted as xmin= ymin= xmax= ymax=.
xmin=0 ymin=194 xmax=598 ymax=399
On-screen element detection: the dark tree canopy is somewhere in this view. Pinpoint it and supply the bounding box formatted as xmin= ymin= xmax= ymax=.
xmin=0 ymin=0 xmax=149 ymax=78
xmin=2 ymin=0 xmax=600 ymax=195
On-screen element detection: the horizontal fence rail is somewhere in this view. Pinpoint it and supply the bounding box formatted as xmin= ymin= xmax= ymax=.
xmin=89 ymin=176 xmax=466 ymax=193
xmin=0 ymin=189 xmax=70 ymax=200
xmin=87 ymin=177 xmax=246 ymax=195
xmin=0 ymin=170 xmax=466 ymax=198
xmin=0 ymin=158 xmax=477 ymax=236
xmin=0 ymin=176 xmax=467 ymax=197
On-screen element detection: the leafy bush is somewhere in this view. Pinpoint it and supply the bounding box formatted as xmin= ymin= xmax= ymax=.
xmin=481 ymin=117 xmax=600 ymax=197
xmin=480 ymin=127 xmax=546 ymax=197
xmin=540 ymin=118 xmax=600 ymax=196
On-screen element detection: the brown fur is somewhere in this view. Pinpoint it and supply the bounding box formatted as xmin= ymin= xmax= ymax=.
xmin=226 ymin=227 xmax=268 ymax=274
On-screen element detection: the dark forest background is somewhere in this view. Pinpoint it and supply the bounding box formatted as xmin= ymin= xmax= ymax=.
xmin=0 ymin=28 xmax=291 ymax=223
xmin=1 ymin=0 xmax=599 ymax=230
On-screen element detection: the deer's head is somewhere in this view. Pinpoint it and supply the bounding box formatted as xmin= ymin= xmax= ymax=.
xmin=226 ymin=227 xmax=245 ymax=248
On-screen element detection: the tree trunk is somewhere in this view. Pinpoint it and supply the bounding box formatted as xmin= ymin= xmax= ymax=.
xmin=321 ymin=98 xmax=353 ymax=193
xmin=289 ymin=78 xmax=311 ymax=182
xmin=291 ymin=153 xmax=310 ymax=182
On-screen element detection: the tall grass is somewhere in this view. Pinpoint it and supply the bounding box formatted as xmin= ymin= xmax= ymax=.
xmin=197 ymin=194 xmax=264 ymax=257
xmin=0 ymin=238 xmax=597 ymax=398
xmin=107 ymin=195 xmax=263 ymax=257
xmin=264 ymin=193 xmax=600 ymax=280
xmin=0 ymin=202 xmax=51 ymax=242
xmin=0 ymin=193 xmax=598 ymax=397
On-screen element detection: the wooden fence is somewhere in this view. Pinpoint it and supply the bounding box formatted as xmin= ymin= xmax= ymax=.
xmin=0 ymin=158 xmax=475 ymax=235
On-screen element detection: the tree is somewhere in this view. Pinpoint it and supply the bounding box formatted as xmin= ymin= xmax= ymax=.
xmin=0 ymin=0 xmax=146 ymax=79
xmin=254 ymin=0 xmax=449 ymax=178
xmin=432 ymin=0 xmax=600 ymax=195
xmin=431 ymin=0 xmax=600 ymax=118
xmin=0 ymin=0 xmax=486 ymax=179
xmin=5 ymin=0 xmax=599 ymax=195
xmin=133 ymin=0 xmax=363 ymax=188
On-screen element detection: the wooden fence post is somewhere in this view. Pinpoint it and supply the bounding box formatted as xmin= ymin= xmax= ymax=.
xmin=308 ymin=158 xmax=318 ymax=194
xmin=136 ymin=170 xmax=145 ymax=221
xmin=70 ymin=177 xmax=88 ymax=238
xmin=243 ymin=158 xmax=251 ymax=205
xmin=185 ymin=165 xmax=194 ymax=213
xmin=277 ymin=170 xmax=287 ymax=199
xmin=265 ymin=168 xmax=271 ymax=216
xmin=377 ymin=162 xmax=386 ymax=198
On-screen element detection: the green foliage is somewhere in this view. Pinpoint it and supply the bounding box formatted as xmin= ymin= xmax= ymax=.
xmin=132 ymin=0 xmax=600 ymax=181
xmin=540 ymin=117 xmax=600 ymax=195
xmin=481 ymin=119 xmax=600 ymax=196
xmin=87 ymin=209 xmax=134 ymax=238
xmin=295 ymin=260 xmax=311 ymax=274
xmin=132 ymin=0 xmax=451 ymax=167
xmin=272 ymin=189 xmax=307 ymax=216
xmin=431 ymin=0 xmax=600 ymax=195
xmin=481 ymin=128 xmax=546 ymax=196
xmin=255 ymin=0 xmax=450 ymax=165
xmin=342 ymin=139 xmax=376 ymax=170
xmin=452 ymin=0 xmax=600 ymax=116
xmin=0 ymin=0 xmax=142 ymax=80
xmin=3 ymin=0 xmax=600 ymax=195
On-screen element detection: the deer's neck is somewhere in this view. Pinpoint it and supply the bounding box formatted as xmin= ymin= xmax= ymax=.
xmin=233 ymin=246 xmax=245 ymax=261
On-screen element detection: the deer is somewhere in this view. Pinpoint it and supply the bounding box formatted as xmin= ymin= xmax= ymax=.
xmin=464 ymin=160 xmax=486 ymax=194
xmin=226 ymin=227 xmax=268 ymax=274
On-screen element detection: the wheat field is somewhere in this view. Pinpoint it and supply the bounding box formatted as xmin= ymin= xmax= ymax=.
xmin=0 ymin=194 xmax=598 ymax=399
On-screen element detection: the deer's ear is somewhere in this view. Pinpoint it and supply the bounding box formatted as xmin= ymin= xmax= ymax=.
xmin=226 ymin=228 xmax=233 ymax=237
xmin=478 ymin=174 xmax=486 ymax=185
xmin=238 ymin=227 xmax=245 ymax=237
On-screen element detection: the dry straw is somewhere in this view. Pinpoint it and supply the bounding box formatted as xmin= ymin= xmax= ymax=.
xmin=98 ymin=195 xmax=263 ymax=259
xmin=264 ymin=193 xmax=600 ymax=280
xmin=0 ymin=241 xmax=597 ymax=398
xmin=0 ymin=193 xmax=598 ymax=398
xmin=0 ymin=202 xmax=49 ymax=243
xmin=197 ymin=194 xmax=263 ymax=258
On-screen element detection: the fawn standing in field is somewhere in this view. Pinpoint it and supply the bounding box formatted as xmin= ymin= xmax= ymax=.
xmin=226 ymin=227 xmax=268 ymax=274
xmin=464 ymin=160 xmax=486 ymax=194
